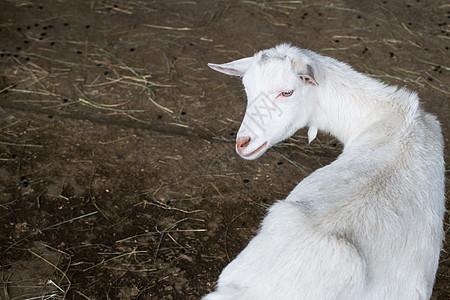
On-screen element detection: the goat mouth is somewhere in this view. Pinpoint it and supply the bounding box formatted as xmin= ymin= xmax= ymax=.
xmin=243 ymin=141 xmax=268 ymax=158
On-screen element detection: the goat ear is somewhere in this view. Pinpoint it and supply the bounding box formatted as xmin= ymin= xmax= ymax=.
xmin=299 ymin=64 xmax=318 ymax=86
xmin=208 ymin=57 xmax=253 ymax=77
xmin=308 ymin=126 xmax=318 ymax=144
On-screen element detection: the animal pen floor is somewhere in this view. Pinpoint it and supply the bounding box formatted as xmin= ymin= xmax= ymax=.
xmin=0 ymin=0 xmax=449 ymax=299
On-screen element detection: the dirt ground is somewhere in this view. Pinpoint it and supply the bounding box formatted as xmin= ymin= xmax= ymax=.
xmin=0 ymin=0 xmax=448 ymax=299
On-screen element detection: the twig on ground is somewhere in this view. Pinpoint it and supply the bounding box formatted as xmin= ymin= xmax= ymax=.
xmin=270 ymin=149 xmax=308 ymax=175
xmin=0 ymin=141 xmax=43 ymax=148
xmin=142 ymin=24 xmax=196 ymax=31
xmin=28 ymin=250 xmax=71 ymax=298
xmin=2 ymin=211 xmax=98 ymax=255
xmin=78 ymin=98 xmax=145 ymax=113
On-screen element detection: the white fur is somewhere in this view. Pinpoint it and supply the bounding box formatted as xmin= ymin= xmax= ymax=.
xmin=205 ymin=44 xmax=445 ymax=300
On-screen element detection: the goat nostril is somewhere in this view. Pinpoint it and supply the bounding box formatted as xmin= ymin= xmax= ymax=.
xmin=237 ymin=137 xmax=251 ymax=151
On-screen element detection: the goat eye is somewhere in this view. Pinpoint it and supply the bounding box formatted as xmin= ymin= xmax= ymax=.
xmin=280 ymin=90 xmax=294 ymax=97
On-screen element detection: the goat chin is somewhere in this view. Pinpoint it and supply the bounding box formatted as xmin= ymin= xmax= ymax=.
xmin=205 ymin=44 xmax=445 ymax=300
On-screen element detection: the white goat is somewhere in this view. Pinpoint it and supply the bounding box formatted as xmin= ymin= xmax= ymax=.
xmin=204 ymin=44 xmax=445 ymax=300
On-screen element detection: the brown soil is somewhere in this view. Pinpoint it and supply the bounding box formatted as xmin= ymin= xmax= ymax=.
xmin=0 ymin=0 xmax=448 ymax=299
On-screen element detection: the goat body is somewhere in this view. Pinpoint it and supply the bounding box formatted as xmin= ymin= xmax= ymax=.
xmin=205 ymin=44 xmax=445 ymax=300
